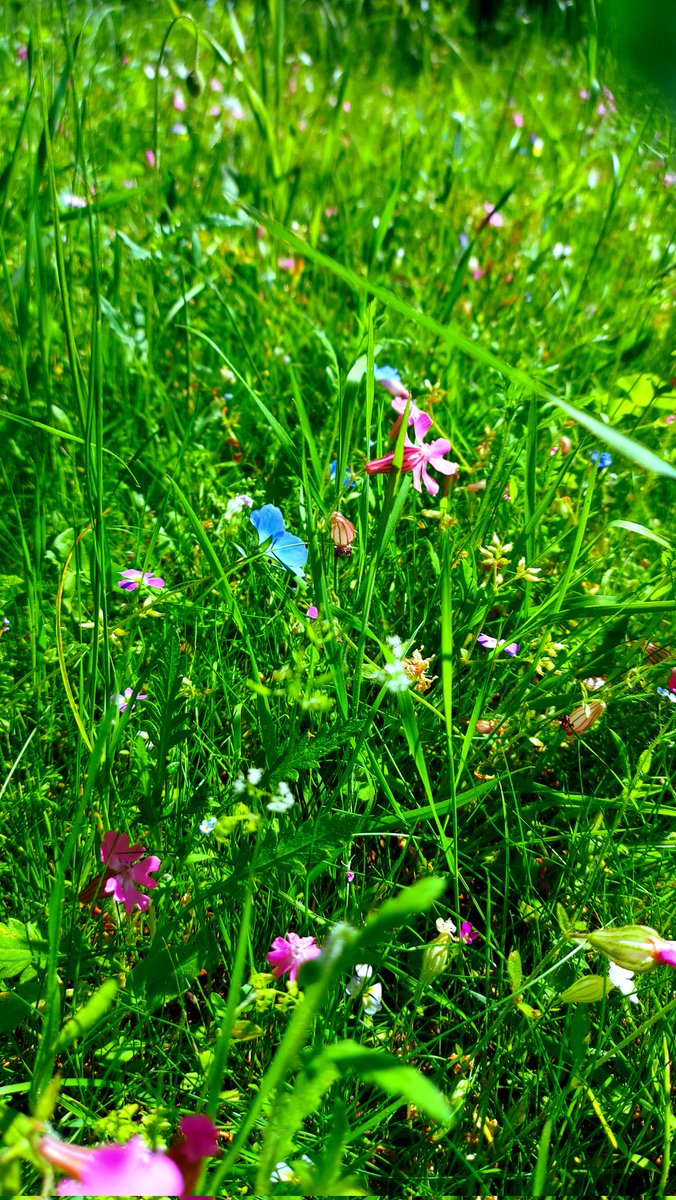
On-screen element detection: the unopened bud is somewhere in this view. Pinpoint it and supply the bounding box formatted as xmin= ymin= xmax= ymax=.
xmin=585 ymin=925 xmax=676 ymax=974
xmin=186 ymin=68 xmax=204 ymax=97
xmin=420 ymin=936 xmax=450 ymax=988
xmin=559 ymin=975 xmax=610 ymax=1003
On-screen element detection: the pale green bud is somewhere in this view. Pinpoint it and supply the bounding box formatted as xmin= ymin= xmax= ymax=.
xmin=420 ymin=935 xmax=450 ymax=988
xmin=584 ymin=925 xmax=660 ymax=974
xmin=559 ymin=975 xmax=610 ymax=1003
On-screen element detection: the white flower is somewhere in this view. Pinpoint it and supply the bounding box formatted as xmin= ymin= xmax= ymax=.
xmin=232 ymin=776 xmax=246 ymax=795
xmin=382 ymin=660 xmax=411 ymax=693
xmin=267 ymin=793 xmax=294 ymax=814
xmin=225 ymin=493 xmax=254 ymax=521
xmin=200 ymin=817 xmax=217 ymax=834
xmin=609 ymin=961 xmax=639 ymax=1004
xmin=436 ymin=918 xmax=457 ymax=936
xmin=247 ymin=767 xmax=263 ymax=786
xmin=346 ymin=964 xmax=383 ymax=1015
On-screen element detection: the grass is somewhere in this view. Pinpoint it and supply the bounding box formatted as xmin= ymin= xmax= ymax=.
xmin=0 ymin=0 xmax=675 ymax=1195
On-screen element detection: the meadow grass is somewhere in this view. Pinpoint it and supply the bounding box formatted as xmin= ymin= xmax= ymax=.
xmin=0 ymin=1 xmax=675 ymax=1196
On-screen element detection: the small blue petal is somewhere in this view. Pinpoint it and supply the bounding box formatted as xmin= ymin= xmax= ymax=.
xmin=250 ymin=505 xmax=308 ymax=577
xmin=251 ymin=504 xmax=286 ymax=543
xmin=329 ymin=460 xmax=355 ymax=489
xmin=374 ymin=364 xmax=402 ymax=384
xmin=590 ymin=450 xmax=612 ymax=469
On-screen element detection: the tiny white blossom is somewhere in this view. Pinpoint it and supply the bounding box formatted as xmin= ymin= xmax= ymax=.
xmin=247 ymin=767 xmax=263 ymax=786
xmin=232 ymin=775 xmax=246 ymax=794
xmin=436 ymin=918 xmax=457 ymax=936
xmin=609 ymin=961 xmax=639 ymax=1004
xmin=382 ymin=660 xmax=411 ymax=693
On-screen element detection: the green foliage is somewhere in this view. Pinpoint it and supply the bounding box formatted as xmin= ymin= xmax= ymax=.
xmin=0 ymin=0 xmax=675 ymax=1195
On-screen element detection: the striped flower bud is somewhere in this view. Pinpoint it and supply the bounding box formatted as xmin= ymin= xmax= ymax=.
xmin=584 ymin=925 xmax=676 ymax=974
xmin=559 ymin=975 xmax=610 ymax=1004
xmin=420 ymin=935 xmax=451 ymax=988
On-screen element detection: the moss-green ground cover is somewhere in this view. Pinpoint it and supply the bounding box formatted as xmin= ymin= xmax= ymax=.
xmin=0 ymin=2 xmax=675 ymax=1195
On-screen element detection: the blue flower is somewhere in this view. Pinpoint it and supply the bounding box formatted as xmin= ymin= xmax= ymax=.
xmin=590 ymin=450 xmax=612 ymax=470
xmin=329 ymin=460 xmax=355 ymax=489
xmin=374 ymin=364 xmax=409 ymax=399
xmin=200 ymin=817 xmax=217 ymax=834
xmin=250 ymin=505 xmax=308 ymax=578
xmin=656 ymin=688 xmax=676 ymax=703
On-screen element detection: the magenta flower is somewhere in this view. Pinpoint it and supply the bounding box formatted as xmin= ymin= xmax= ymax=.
xmin=173 ymin=89 xmax=186 ymax=112
xmin=267 ymin=931 xmax=321 ymax=982
xmin=668 ymin=668 xmax=676 ymax=694
xmin=278 ymin=255 xmax=296 ymax=271
xmin=512 ymin=111 xmax=524 ymax=127
xmin=113 ymin=688 xmax=148 ymax=714
xmin=40 ymin=1135 xmax=184 ymax=1196
xmin=117 ymin=568 xmax=165 ymax=592
xmin=145 ymin=148 xmax=156 ymax=168
xmin=306 ymin=605 xmax=318 ymax=619
xmin=40 ymin=1115 xmax=219 ymax=1198
xmin=389 ymin=397 xmax=433 ymax=442
xmin=100 ymin=830 xmax=161 ymax=916
xmin=366 ymin=433 xmax=457 ymax=497
xmin=460 ymin=921 xmax=479 ymax=944
xmin=16 ymin=45 xmax=28 ymax=62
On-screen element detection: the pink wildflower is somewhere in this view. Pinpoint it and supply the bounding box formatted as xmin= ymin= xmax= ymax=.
xmin=99 ymin=830 xmax=161 ymax=916
xmin=389 ymin=397 xmax=433 ymax=442
xmin=40 ymin=1115 xmax=219 ymax=1198
xmin=549 ymin=436 xmax=572 ymax=457
xmin=668 ymin=668 xmax=676 ymax=694
xmin=512 ymin=111 xmax=524 ymax=127
xmin=306 ymin=605 xmax=318 ymax=619
xmin=267 ymin=931 xmax=321 ymax=982
xmin=278 ymin=255 xmax=296 ymax=271
xmin=41 ymin=1135 xmax=183 ymax=1196
xmin=117 ymin=568 xmax=165 ymax=591
xmin=365 ymin=433 xmax=457 ymax=497
xmin=167 ymin=1116 xmax=220 ymax=1196
xmin=173 ymin=89 xmax=186 ymax=112
xmin=483 ymin=202 xmax=504 ymax=228
xmin=112 ymin=687 xmax=148 ymax=714
xmin=460 ymin=921 xmax=479 ymax=944
xmin=145 ymin=148 xmax=156 ymax=168
xmin=16 ymin=45 xmax=28 ymax=62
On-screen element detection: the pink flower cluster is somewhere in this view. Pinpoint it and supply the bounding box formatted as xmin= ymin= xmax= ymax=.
xmin=366 ymin=378 xmax=457 ymax=497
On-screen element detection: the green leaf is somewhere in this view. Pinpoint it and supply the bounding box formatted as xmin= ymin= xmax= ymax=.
xmin=0 ymin=920 xmax=47 ymax=980
xmin=129 ymin=930 xmax=219 ymax=1009
xmin=55 ymin=978 xmax=119 ymax=1051
xmin=322 ymin=1041 xmax=452 ymax=1124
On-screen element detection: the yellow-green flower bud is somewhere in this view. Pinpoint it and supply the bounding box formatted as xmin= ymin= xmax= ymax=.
xmin=420 ymin=935 xmax=450 ymax=988
xmin=585 ymin=925 xmax=660 ymax=974
xmin=559 ymin=975 xmax=610 ymax=1003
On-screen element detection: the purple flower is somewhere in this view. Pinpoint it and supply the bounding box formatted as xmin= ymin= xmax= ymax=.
xmin=346 ymin=870 xmax=355 ymax=884
xmin=476 ymin=634 xmax=520 ymax=657
xmin=112 ymin=688 xmax=148 ymax=714
xmin=117 ymin=569 xmax=165 ymax=592
xmin=460 ymin=921 xmax=479 ymax=944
